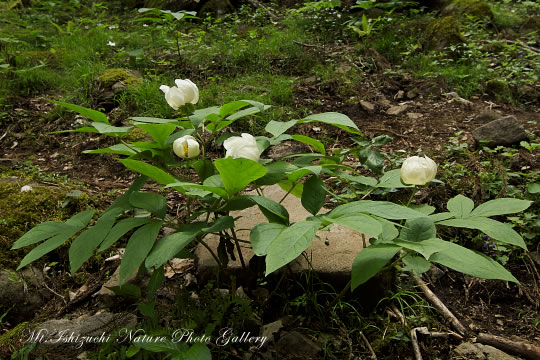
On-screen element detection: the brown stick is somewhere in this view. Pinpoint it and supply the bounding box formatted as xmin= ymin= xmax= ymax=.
xmin=360 ymin=332 xmax=377 ymax=360
xmin=413 ymin=275 xmax=468 ymax=336
xmin=410 ymin=328 xmax=423 ymax=360
xmin=476 ymin=333 xmax=540 ymax=360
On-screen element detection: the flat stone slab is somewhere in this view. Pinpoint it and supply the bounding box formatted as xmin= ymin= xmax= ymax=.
xmin=195 ymin=185 xmax=366 ymax=281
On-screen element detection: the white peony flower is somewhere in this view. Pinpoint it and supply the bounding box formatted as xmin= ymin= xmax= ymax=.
xmin=400 ymin=155 xmax=437 ymax=185
xmin=223 ymin=133 xmax=260 ymax=162
xmin=20 ymin=185 xmax=33 ymax=192
xmin=173 ymin=135 xmax=200 ymax=159
xmin=159 ymin=79 xmax=198 ymax=110
xmin=107 ymin=41 xmax=116 ymax=47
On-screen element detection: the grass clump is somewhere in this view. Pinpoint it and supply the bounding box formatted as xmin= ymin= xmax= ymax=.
xmin=424 ymin=16 xmax=464 ymax=51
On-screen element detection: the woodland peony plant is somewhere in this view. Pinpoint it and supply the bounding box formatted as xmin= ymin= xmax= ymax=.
xmin=12 ymin=79 xmax=532 ymax=309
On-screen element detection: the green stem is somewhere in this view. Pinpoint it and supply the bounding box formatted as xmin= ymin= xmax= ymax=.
xmin=230 ymin=228 xmax=247 ymax=271
xmin=199 ymin=238 xmax=224 ymax=271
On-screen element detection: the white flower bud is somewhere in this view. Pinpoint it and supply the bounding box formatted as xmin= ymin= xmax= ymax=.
xmin=173 ymin=135 xmax=200 ymax=159
xmin=20 ymin=185 xmax=33 ymax=192
xmin=159 ymin=79 xmax=198 ymax=110
xmin=223 ymin=133 xmax=260 ymax=162
xmin=400 ymin=155 xmax=437 ymax=185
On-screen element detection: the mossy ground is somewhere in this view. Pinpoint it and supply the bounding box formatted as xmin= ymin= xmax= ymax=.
xmin=0 ymin=168 xmax=97 ymax=269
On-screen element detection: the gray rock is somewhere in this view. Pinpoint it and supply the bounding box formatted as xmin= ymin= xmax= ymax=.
xmin=453 ymin=342 xmax=485 ymax=359
xmin=0 ymin=267 xmax=52 ymax=324
xmin=386 ymin=105 xmax=409 ymax=116
xmin=27 ymin=312 xmax=137 ymax=353
xmin=407 ymin=112 xmax=423 ymax=120
xmin=276 ymin=331 xmax=321 ymax=357
xmin=474 ymin=110 xmax=502 ymax=123
xmin=452 ymin=342 xmax=519 ymax=360
xmin=472 ymin=115 xmax=528 ymax=146
xmin=360 ymin=100 xmax=375 ymax=113
xmin=195 ymin=185 xmax=367 ymax=283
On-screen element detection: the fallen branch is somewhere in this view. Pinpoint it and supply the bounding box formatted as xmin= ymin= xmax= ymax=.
xmin=413 ymin=275 xmax=468 ymax=336
xmin=246 ymin=0 xmax=279 ymax=21
xmin=360 ymin=332 xmax=377 ymax=360
xmin=416 ymin=327 xmax=463 ymax=341
xmin=410 ymin=328 xmax=423 ymax=360
xmin=293 ymin=40 xmax=319 ymax=48
xmin=476 ymin=333 xmax=540 ymax=360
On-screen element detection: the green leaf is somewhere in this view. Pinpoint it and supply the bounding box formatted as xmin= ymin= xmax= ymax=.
xmin=165 ymin=181 xmax=228 ymax=198
xmin=250 ymin=223 xmax=286 ymax=256
xmin=351 ymin=244 xmax=401 ymax=290
xmin=53 ymin=100 xmax=109 ymax=124
xmin=400 ymin=217 xmax=436 ymax=242
xmin=378 ymin=218 xmax=399 ymax=242
xmin=129 ymin=191 xmax=168 ymax=218
xmin=330 ymin=201 xmax=426 ymax=220
xmin=429 ymin=242 xmax=518 ymax=283
xmin=278 ymin=180 xmax=303 ymax=198
xmin=147 ymin=266 xmax=164 ymax=299
xmin=17 ymin=233 xmax=73 ymax=271
xmin=392 ymin=238 xmax=446 ymax=259
xmin=120 ymin=159 xmax=177 ymax=186
xmin=83 ymin=144 xmax=137 ymax=156
xmin=301 ymin=175 xmax=326 ymax=215
xmin=528 ymin=183 xmax=540 ymax=194
xmin=145 ymin=223 xmax=205 ymax=269
xmin=93 ymin=122 xmax=133 ymax=135
xmin=12 ymin=209 xmax=95 ymax=250
xmin=193 ymin=159 xmax=215 ymax=182
xmin=402 ymin=255 xmax=431 ymax=274
xmin=410 ymin=204 xmax=436 ymax=215
xmin=265 ymin=120 xmax=297 ymax=137
xmin=11 ymin=222 xmax=75 ymax=249
xmin=324 ymin=214 xmax=382 ymax=238
xmin=266 ymin=219 xmax=322 ymax=275
xmin=290 ymin=134 xmax=325 ymax=154
xmin=300 ymin=112 xmax=362 ymax=135
xmin=215 ymin=158 xmax=267 ymax=195
xmin=438 ymin=217 xmax=527 ymax=249
xmin=107 ymin=284 xmax=142 ymax=298
xmin=219 ymin=100 xmax=250 ymax=118
xmin=98 ymin=217 xmax=152 ymax=252
xmin=338 ymin=173 xmax=378 ymax=187
xmin=225 ymin=105 xmax=266 ymax=122
xmin=69 ymin=208 xmax=123 ymax=273
xmin=202 ymin=216 xmax=235 ymax=233
xmin=469 ymin=198 xmax=532 ymax=217
xmin=447 ymin=194 xmax=474 ymax=218
xmin=429 ymin=212 xmax=454 ymax=222
xmin=181 ymin=343 xmax=212 ymax=360
xmin=243 ymin=195 xmax=290 ymax=224
xmin=255 ymin=162 xmax=298 ymax=186
xmin=130 ymin=117 xmax=179 ymax=125
xmin=133 ymin=337 xmax=184 ymax=353
xmin=136 ymin=123 xmax=177 ymax=148
xmin=377 ymin=169 xmax=413 ymax=188
xmin=120 ymin=221 xmax=163 ymax=284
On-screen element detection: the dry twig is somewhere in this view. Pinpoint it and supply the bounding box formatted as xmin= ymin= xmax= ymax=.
xmin=413 ymin=275 xmax=468 ymax=336
xmin=476 ymin=333 xmax=540 ymax=360
xmin=410 ymin=328 xmax=423 ymax=360
xmin=360 ymin=332 xmax=377 ymax=360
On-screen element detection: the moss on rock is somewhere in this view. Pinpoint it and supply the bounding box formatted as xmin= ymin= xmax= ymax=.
xmin=443 ymin=0 xmax=493 ymax=19
xmin=425 ymin=16 xmax=464 ymax=51
xmin=98 ymin=68 xmax=142 ymax=89
xmin=0 ymin=169 xmax=96 ymax=269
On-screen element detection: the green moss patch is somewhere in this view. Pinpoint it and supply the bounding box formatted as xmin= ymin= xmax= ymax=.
xmin=0 ymin=170 xmax=95 ymax=269
xmin=97 ymin=68 xmax=142 ymax=89
xmin=425 ymin=16 xmax=464 ymax=51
